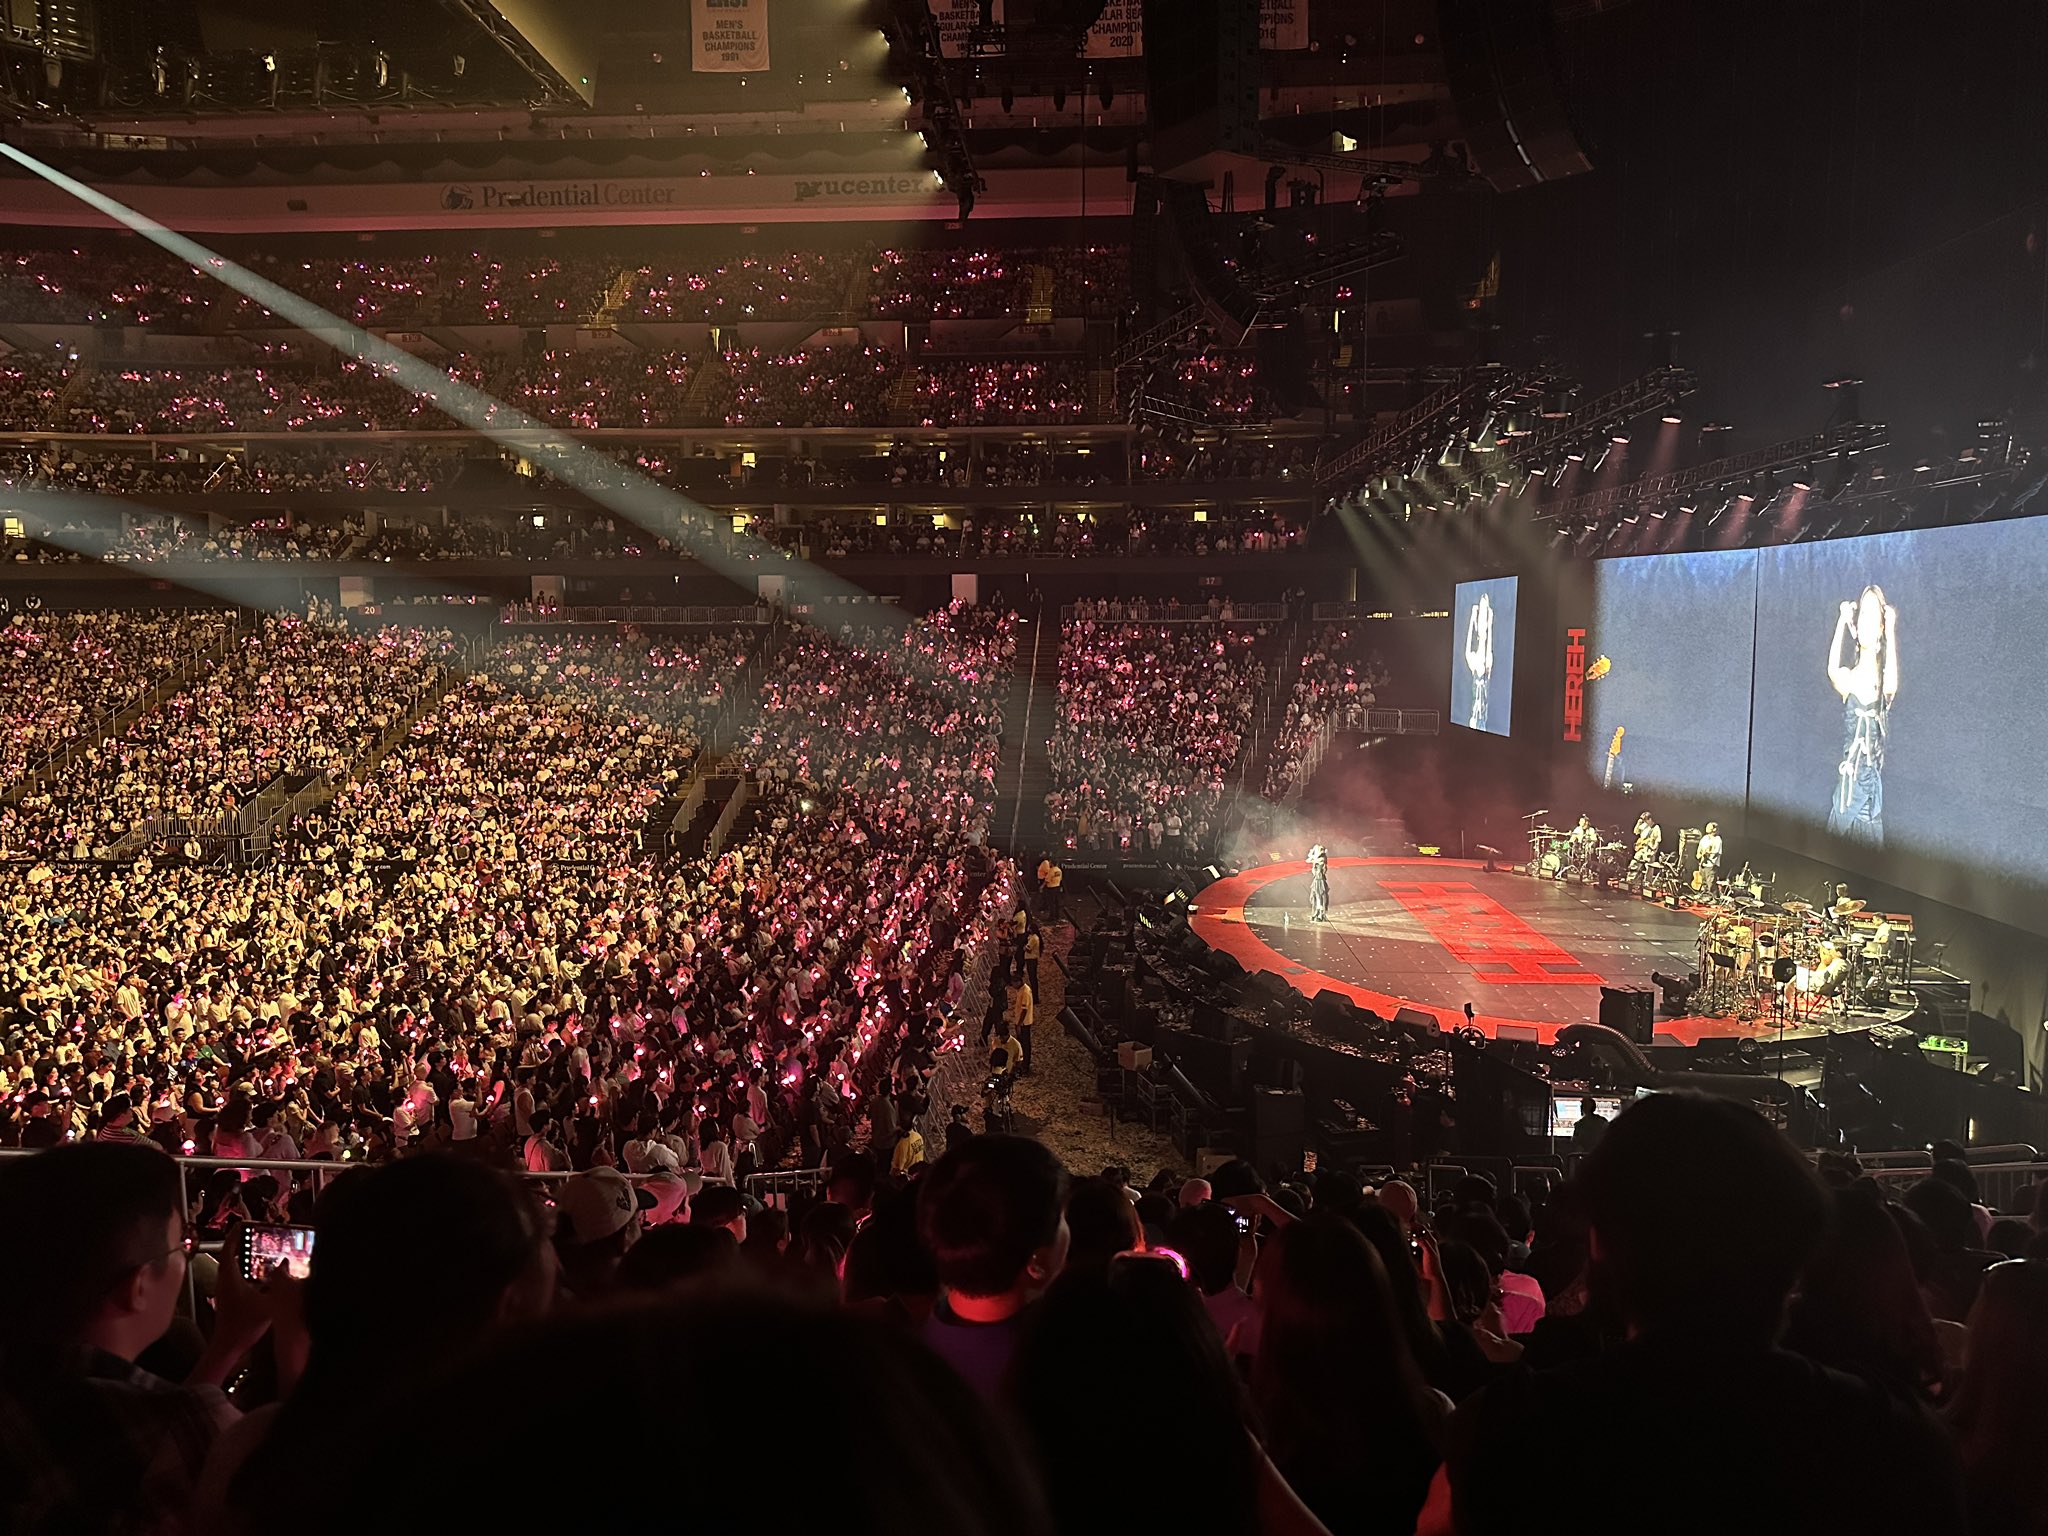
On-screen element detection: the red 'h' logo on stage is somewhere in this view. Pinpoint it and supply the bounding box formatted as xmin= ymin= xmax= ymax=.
xmin=1381 ymin=881 xmax=1603 ymax=985
xmin=1563 ymin=629 xmax=1586 ymax=743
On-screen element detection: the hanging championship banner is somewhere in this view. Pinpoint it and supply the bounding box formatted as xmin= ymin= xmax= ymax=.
xmin=693 ymin=0 xmax=769 ymax=72
xmin=1082 ymin=0 xmax=1143 ymax=57
xmin=934 ymin=0 xmax=1001 ymax=56
xmin=1260 ymin=0 xmax=1308 ymax=50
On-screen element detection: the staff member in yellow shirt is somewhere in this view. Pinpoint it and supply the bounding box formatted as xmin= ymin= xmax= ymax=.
xmin=1036 ymin=855 xmax=1064 ymax=923
xmin=1021 ymin=923 xmax=1045 ymax=1006
xmin=891 ymin=1122 xmax=926 ymax=1174
xmin=1006 ymin=973 xmax=1036 ymax=1076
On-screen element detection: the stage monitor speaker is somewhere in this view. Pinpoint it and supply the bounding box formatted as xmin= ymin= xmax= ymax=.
xmin=1245 ymin=970 xmax=1294 ymax=1000
xmin=1309 ymin=989 xmax=1355 ymax=1030
xmin=1393 ymin=1007 xmax=1440 ymax=1040
xmin=1496 ymin=1022 xmax=1540 ymax=1044
xmin=1437 ymin=0 xmax=1592 ymax=193
xmin=1244 ymin=970 xmax=1299 ymax=1023
xmin=1249 ymin=1086 xmax=1307 ymax=1179
xmin=1599 ymin=985 xmax=1655 ymax=1045
xmin=1312 ymin=990 xmax=1387 ymax=1047
xmin=1203 ymin=948 xmax=1245 ymax=982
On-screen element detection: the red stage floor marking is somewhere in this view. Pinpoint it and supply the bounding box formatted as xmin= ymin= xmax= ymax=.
xmin=1189 ymin=857 xmax=1768 ymax=1046
xmin=1379 ymin=880 xmax=1604 ymax=986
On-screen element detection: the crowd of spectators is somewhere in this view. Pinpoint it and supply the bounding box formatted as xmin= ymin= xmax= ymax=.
xmin=914 ymin=358 xmax=1090 ymax=426
xmin=104 ymin=516 xmax=362 ymax=565
xmin=1 ymin=445 xmax=456 ymax=499
xmin=0 ymin=615 xmax=456 ymax=858
xmin=0 ymin=246 xmax=620 ymax=329
xmin=1265 ymin=625 xmax=1394 ymax=799
xmin=736 ymin=602 xmax=1012 ymax=843
xmin=0 ymin=590 xmax=2044 ymax=1536
xmin=623 ymin=247 xmax=867 ymax=322
xmin=869 ymin=244 xmax=1128 ymax=319
xmin=3 ymin=1068 xmax=2036 ymax=1534
xmin=710 ymin=342 xmax=899 ymax=428
xmin=1136 ymin=336 xmax=1275 ymax=421
xmin=1045 ymin=614 xmax=1270 ymax=856
xmin=1137 ymin=429 xmax=1315 ymax=483
xmin=0 ymin=609 xmax=225 ymax=789
xmin=0 ymin=344 xmax=1291 ymax=440
xmin=0 ymin=240 xmax=1138 ymax=333
xmin=490 ymin=348 xmax=698 ymax=431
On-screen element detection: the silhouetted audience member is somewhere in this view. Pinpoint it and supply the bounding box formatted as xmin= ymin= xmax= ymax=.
xmin=0 ymin=1143 xmax=273 ymax=1536
xmin=1012 ymin=1256 xmax=1261 ymax=1536
xmin=1782 ymin=1181 xmax=1946 ymax=1400
xmin=322 ymin=1295 xmax=1054 ymax=1536
xmin=1431 ymin=1092 xmax=1965 ymax=1536
xmin=916 ymin=1135 xmax=1070 ymax=1399
xmin=1254 ymin=1216 xmax=1446 ymax=1536
xmin=1948 ymin=1259 xmax=2048 ymax=1535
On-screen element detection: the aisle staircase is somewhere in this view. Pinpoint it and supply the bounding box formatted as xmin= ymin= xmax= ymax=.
xmin=680 ymin=350 xmax=731 ymax=426
xmin=997 ymin=604 xmax=1059 ymax=853
xmin=589 ymin=267 xmax=637 ymax=328
xmin=1087 ymin=364 xmax=1119 ymax=423
xmin=238 ymin=667 xmax=463 ymax=860
xmin=885 ymin=359 xmax=922 ymax=425
xmin=1240 ymin=613 xmax=1306 ymax=800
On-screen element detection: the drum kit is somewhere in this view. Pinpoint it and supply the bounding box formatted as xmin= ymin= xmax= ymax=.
xmin=1694 ymin=892 xmax=1915 ymax=1023
xmin=1525 ymin=815 xmax=1664 ymax=895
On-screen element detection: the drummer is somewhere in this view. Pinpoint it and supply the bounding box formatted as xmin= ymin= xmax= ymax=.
xmin=1567 ymin=815 xmax=1600 ymax=877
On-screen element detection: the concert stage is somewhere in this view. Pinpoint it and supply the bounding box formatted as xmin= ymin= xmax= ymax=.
xmin=1188 ymin=857 xmax=1893 ymax=1047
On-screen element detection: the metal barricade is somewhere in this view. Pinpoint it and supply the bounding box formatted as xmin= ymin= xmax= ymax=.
xmin=745 ymin=1167 xmax=830 ymax=1209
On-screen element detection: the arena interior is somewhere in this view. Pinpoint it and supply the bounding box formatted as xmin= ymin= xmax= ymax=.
xmin=2 ymin=3 xmax=2048 ymax=1532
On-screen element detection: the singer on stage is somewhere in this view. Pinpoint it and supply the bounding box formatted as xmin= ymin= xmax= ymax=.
xmin=1308 ymin=843 xmax=1330 ymax=922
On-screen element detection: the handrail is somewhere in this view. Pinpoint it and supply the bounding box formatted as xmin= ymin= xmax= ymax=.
xmin=502 ymin=604 xmax=774 ymax=626
xmin=1057 ymin=603 xmax=1286 ymax=623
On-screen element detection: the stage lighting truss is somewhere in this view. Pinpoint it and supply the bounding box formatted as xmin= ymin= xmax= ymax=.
xmin=1533 ymin=421 xmax=1891 ymax=529
xmin=1314 ymin=364 xmax=1557 ymax=496
xmin=878 ymin=0 xmax=983 ymax=217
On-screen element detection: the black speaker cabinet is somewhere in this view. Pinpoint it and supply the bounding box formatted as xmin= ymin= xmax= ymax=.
xmin=1249 ymin=1086 xmax=1307 ymax=1178
xmin=1599 ymin=985 xmax=1655 ymax=1045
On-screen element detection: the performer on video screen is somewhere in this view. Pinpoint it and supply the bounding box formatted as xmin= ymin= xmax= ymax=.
xmin=1308 ymin=843 xmax=1330 ymax=923
xmin=1463 ymin=593 xmax=1494 ymax=731
xmin=1826 ymin=584 xmax=1899 ymax=847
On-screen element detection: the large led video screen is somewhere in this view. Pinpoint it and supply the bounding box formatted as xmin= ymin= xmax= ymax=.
xmin=1582 ymin=549 xmax=1757 ymax=817
xmin=1450 ymin=575 xmax=1517 ymax=736
xmin=1749 ymin=519 xmax=2048 ymax=920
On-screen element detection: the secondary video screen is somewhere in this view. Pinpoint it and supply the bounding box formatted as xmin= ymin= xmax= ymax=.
xmin=1450 ymin=575 xmax=1517 ymax=736
xmin=1749 ymin=520 xmax=2048 ymax=923
xmin=1583 ymin=549 xmax=1758 ymax=816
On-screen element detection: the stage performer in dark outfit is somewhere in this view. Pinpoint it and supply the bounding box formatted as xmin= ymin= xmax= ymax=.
xmin=1308 ymin=843 xmax=1330 ymax=923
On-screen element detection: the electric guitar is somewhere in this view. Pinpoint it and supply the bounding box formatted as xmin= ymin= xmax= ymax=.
xmin=1603 ymin=726 xmax=1624 ymax=788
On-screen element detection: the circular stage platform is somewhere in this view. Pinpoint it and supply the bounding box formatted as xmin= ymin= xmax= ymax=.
xmin=1189 ymin=856 xmax=1781 ymax=1047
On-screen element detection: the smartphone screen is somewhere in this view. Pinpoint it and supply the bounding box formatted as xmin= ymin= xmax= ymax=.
xmin=240 ymin=1222 xmax=316 ymax=1283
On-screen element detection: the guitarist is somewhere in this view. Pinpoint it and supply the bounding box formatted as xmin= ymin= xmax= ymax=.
xmin=1692 ymin=821 xmax=1724 ymax=894
xmin=1630 ymin=811 xmax=1663 ymax=889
